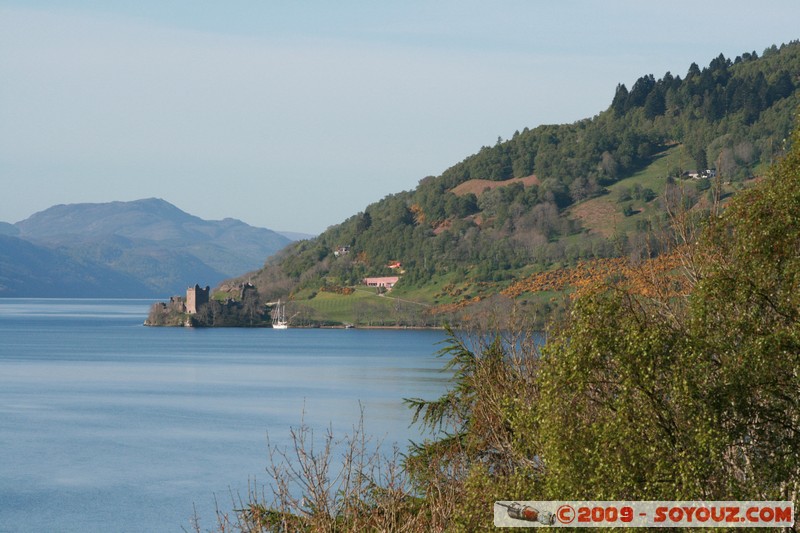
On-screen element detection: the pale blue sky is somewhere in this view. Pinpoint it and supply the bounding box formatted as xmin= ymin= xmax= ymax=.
xmin=2 ymin=1 xmax=798 ymax=234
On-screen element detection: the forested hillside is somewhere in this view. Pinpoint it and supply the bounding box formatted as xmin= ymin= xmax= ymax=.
xmin=226 ymin=41 xmax=800 ymax=324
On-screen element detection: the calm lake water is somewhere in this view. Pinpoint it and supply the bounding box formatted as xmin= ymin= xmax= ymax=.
xmin=0 ymin=299 xmax=450 ymax=532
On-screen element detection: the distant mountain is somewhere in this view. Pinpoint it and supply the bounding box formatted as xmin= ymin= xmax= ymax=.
xmin=0 ymin=234 xmax=151 ymax=297
xmin=4 ymin=198 xmax=292 ymax=297
xmin=0 ymin=222 xmax=19 ymax=236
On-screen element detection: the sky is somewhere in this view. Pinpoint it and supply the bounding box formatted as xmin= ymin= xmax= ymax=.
xmin=1 ymin=1 xmax=799 ymax=235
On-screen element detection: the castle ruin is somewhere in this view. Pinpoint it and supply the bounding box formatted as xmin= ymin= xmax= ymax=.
xmin=186 ymin=284 xmax=210 ymax=314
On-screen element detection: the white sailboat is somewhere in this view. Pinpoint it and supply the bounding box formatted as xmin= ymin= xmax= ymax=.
xmin=272 ymin=299 xmax=289 ymax=329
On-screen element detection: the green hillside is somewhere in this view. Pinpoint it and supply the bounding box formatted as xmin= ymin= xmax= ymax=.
xmin=222 ymin=41 xmax=800 ymax=326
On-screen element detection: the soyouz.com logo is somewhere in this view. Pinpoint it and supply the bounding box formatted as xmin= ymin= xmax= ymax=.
xmin=493 ymin=501 xmax=795 ymax=528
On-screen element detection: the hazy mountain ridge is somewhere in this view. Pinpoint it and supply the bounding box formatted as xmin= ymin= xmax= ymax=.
xmin=0 ymin=234 xmax=152 ymax=297
xmin=18 ymin=198 xmax=271 ymax=244
xmin=0 ymin=222 xmax=19 ymax=236
xmin=2 ymin=198 xmax=293 ymax=297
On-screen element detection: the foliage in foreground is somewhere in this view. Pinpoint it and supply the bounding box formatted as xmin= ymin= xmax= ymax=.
xmin=205 ymin=120 xmax=800 ymax=531
xmin=540 ymin=119 xmax=800 ymax=508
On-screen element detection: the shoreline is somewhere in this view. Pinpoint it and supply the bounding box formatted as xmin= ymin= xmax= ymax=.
xmin=314 ymin=324 xmax=445 ymax=330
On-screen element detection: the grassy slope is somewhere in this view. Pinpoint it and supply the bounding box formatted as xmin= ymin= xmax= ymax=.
xmin=292 ymin=288 xmax=435 ymax=326
xmin=297 ymin=289 xmax=393 ymax=323
xmin=567 ymin=142 xmax=753 ymax=238
xmin=567 ymin=144 xmax=682 ymax=236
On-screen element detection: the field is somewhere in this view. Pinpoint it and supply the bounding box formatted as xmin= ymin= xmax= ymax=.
xmin=290 ymin=288 xmax=432 ymax=326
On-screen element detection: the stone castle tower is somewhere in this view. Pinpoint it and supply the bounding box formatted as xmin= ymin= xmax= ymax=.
xmin=186 ymin=284 xmax=210 ymax=314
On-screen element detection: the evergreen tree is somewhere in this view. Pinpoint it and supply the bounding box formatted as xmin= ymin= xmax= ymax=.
xmin=643 ymin=86 xmax=666 ymax=119
xmin=627 ymin=74 xmax=656 ymax=108
xmin=612 ymin=83 xmax=629 ymax=116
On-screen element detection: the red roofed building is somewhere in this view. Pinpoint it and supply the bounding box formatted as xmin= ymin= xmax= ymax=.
xmin=363 ymin=276 xmax=400 ymax=289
